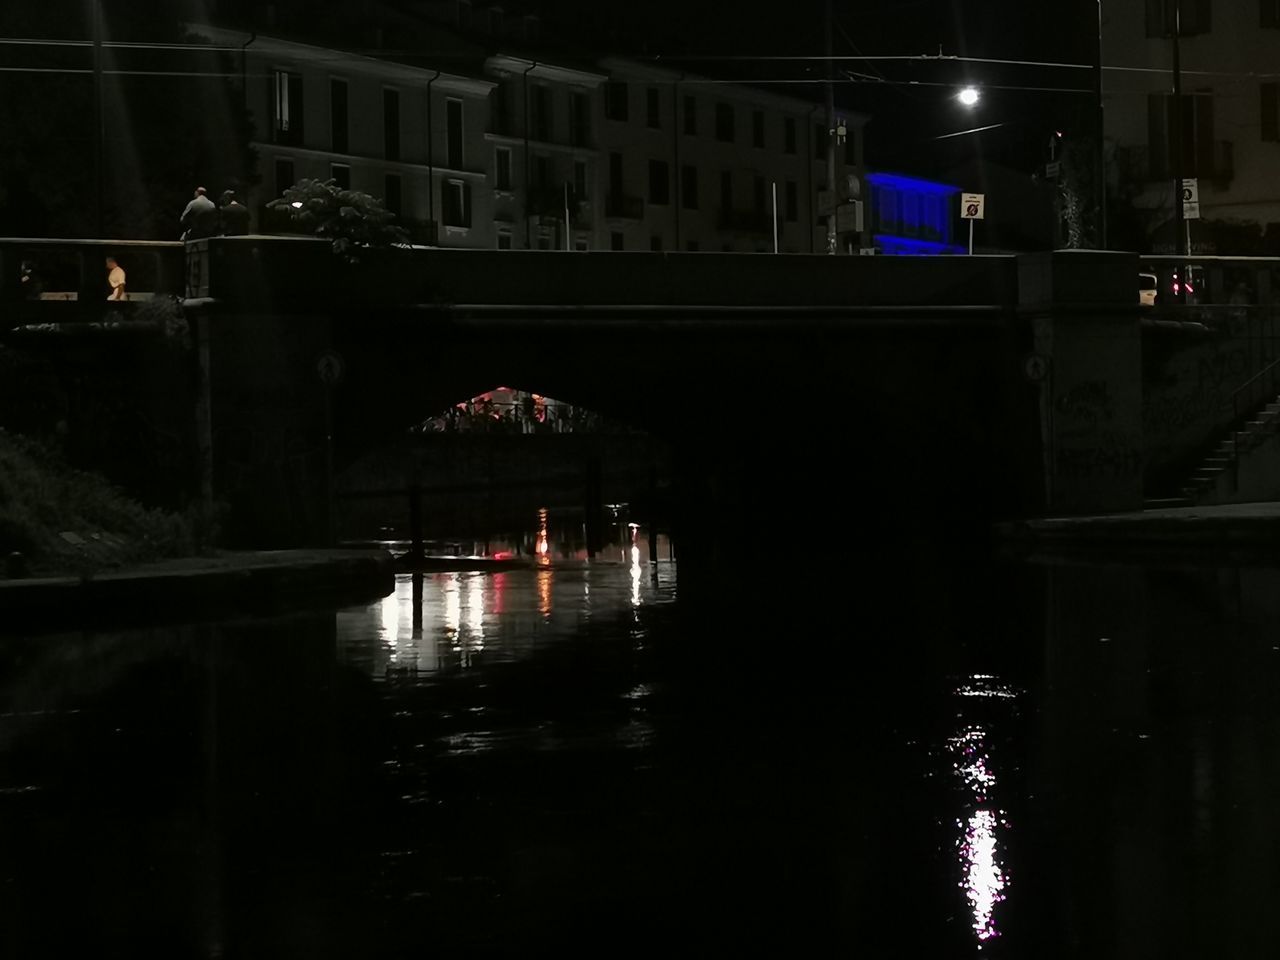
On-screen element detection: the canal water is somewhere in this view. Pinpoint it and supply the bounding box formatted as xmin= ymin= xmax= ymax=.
xmin=2 ymin=541 xmax=1279 ymax=957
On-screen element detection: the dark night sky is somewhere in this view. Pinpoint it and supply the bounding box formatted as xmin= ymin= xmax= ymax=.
xmin=530 ymin=0 xmax=1103 ymax=173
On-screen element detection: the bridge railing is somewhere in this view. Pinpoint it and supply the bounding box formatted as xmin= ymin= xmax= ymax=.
xmin=0 ymin=238 xmax=184 ymax=330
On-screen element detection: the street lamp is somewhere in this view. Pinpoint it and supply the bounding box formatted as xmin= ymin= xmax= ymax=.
xmin=956 ymin=86 xmax=981 ymax=107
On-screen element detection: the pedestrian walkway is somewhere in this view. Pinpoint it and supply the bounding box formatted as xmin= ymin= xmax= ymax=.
xmin=0 ymin=549 xmax=395 ymax=630
xmin=996 ymin=500 xmax=1280 ymax=559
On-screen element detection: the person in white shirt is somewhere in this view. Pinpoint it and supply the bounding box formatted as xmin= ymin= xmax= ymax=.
xmin=105 ymin=256 xmax=126 ymax=301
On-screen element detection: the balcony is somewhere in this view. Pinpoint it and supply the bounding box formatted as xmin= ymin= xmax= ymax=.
xmin=526 ymin=188 xmax=593 ymax=228
xmin=605 ymin=194 xmax=644 ymax=221
xmin=718 ymin=207 xmax=772 ymax=235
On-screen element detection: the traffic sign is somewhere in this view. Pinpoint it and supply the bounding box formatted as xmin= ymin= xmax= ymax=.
xmin=961 ymin=193 xmax=985 ymax=220
xmin=316 ymin=350 xmax=345 ymax=385
xmin=1181 ymin=178 xmax=1201 ymax=220
xmin=1044 ymin=161 xmax=1061 ymax=180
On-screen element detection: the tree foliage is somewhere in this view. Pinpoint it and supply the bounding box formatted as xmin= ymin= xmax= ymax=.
xmin=268 ymin=178 xmax=410 ymax=259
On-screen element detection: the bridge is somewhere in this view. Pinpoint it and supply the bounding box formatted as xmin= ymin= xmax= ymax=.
xmin=10 ymin=236 xmax=1272 ymax=558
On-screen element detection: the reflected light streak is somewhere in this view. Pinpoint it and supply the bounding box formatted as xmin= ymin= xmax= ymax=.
xmin=443 ymin=573 xmax=461 ymax=646
xmin=630 ymin=545 xmax=642 ymax=607
xmin=379 ymin=591 xmax=401 ymax=649
xmin=466 ymin=574 xmax=485 ymax=646
xmin=960 ymin=809 xmax=1007 ymax=943
xmin=537 ymin=569 xmax=552 ymax=619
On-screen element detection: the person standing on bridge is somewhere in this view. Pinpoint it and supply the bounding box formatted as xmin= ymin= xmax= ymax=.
xmin=218 ymin=190 xmax=251 ymax=236
xmin=105 ymin=256 xmax=126 ymax=301
xmin=180 ymin=187 xmax=219 ymax=241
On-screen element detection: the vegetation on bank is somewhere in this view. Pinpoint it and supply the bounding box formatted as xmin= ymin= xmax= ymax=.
xmin=0 ymin=429 xmax=201 ymax=577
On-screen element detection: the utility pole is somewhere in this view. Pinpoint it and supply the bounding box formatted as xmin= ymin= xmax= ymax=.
xmin=1171 ymin=2 xmax=1186 ymax=258
xmin=825 ymin=0 xmax=838 ymax=255
xmin=1095 ymin=0 xmax=1107 ymax=249
xmin=90 ymin=0 xmax=105 ymax=237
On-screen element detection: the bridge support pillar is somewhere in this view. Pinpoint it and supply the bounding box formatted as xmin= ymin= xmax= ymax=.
xmin=1019 ymin=250 xmax=1143 ymax=515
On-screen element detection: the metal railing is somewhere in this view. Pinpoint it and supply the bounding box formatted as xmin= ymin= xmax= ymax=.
xmin=1229 ymin=354 xmax=1280 ymax=489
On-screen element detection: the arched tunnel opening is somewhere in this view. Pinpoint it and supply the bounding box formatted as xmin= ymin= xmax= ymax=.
xmin=332 ymin=383 xmax=676 ymax=565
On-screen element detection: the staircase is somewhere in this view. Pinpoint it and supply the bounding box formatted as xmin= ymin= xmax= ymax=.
xmin=1175 ymin=396 xmax=1280 ymax=501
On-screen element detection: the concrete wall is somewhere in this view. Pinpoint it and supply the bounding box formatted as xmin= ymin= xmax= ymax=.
xmin=1020 ymin=251 xmax=1144 ymax=514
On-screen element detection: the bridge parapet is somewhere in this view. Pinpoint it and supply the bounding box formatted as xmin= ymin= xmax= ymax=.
xmin=184 ymin=236 xmax=1019 ymax=314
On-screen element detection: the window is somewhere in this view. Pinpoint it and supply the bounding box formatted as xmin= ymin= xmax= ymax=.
xmin=1145 ymin=0 xmax=1212 ymax=37
xmin=715 ymin=103 xmax=734 ymax=142
xmin=443 ymin=179 xmax=472 ymax=227
xmin=815 ymin=122 xmax=829 ymax=156
xmin=534 ymin=154 xmax=550 ymax=190
xmin=570 ymin=91 xmax=590 ymax=146
xmin=753 ymin=175 xmax=766 ymax=214
xmin=609 ymin=152 xmax=623 ymax=196
xmin=446 ymin=99 xmax=463 ymax=168
xmin=495 ymin=147 xmax=513 ymax=191
xmin=647 ymin=87 xmax=661 ymax=129
xmin=650 ymin=235 xmax=663 ymax=251
xmin=1265 ymin=0 xmax=1280 ymax=27
xmin=720 ymin=170 xmax=732 ymax=211
xmin=537 ymin=234 xmax=552 ymax=250
xmin=330 ymin=79 xmax=348 ymax=153
xmin=384 ymin=89 xmax=401 ymax=161
xmin=784 ymin=117 xmax=797 ymax=154
xmin=648 ymin=159 xmax=670 ymax=205
xmin=331 ymin=163 xmax=350 ymax=189
xmin=681 ymin=165 xmax=698 ymax=210
xmin=683 ymin=94 xmax=696 ymax=135
xmin=1263 ymin=83 xmax=1280 ymax=141
xmin=574 ymin=160 xmax=588 ymax=200
xmin=605 ymin=81 xmax=628 ymax=121
xmin=531 ymin=84 xmax=550 ymax=141
xmin=272 ymin=70 xmax=303 ymax=145
xmin=274 ymin=157 xmax=295 ymax=195
xmin=611 ymin=231 xmax=624 ymax=250
xmin=498 ymin=232 xmax=512 ymax=249
xmin=491 ymin=83 xmax=511 ymax=135
xmin=385 ymin=174 xmax=402 ymax=217
xmin=752 ymin=110 xmax=764 ymax=148
xmin=575 ymin=239 xmax=589 ymax=251
xmin=1147 ymin=91 xmax=1221 ymax=177
xmin=785 ymin=180 xmax=798 ymax=222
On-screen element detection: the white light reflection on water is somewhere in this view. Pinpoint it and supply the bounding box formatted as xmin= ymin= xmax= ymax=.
xmin=947 ymin=673 xmax=1018 ymax=948
xmin=630 ymin=545 xmax=642 ymax=607
xmin=337 ymin=561 xmax=675 ymax=681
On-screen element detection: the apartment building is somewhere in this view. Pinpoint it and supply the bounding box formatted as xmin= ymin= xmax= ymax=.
xmin=1103 ymin=0 xmax=1280 ymax=252
xmin=192 ymin=25 xmax=497 ymax=247
xmin=192 ymin=4 xmax=869 ymax=254
xmin=597 ymin=58 xmax=868 ymax=253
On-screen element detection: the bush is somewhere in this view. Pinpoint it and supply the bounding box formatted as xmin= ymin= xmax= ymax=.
xmin=267 ymin=178 xmax=409 ymax=261
xmin=0 ymin=428 xmax=205 ymax=576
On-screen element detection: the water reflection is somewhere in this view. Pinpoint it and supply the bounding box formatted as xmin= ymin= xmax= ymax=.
xmin=947 ymin=674 xmax=1018 ymax=948
xmin=337 ymin=561 xmax=674 ymax=679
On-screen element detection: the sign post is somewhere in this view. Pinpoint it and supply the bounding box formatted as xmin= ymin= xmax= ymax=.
xmin=1181 ymin=177 xmax=1199 ymax=257
xmin=960 ymin=192 xmax=985 ymax=255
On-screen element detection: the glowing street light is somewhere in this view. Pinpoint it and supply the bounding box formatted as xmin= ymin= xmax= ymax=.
xmin=956 ymin=86 xmax=981 ymax=107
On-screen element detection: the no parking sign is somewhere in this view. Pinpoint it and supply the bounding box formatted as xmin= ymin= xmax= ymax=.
xmin=961 ymin=193 xmax=985 ymax=220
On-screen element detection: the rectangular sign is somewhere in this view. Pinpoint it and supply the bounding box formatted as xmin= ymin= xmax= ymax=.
xmin=1181 ymin=178 xmax=1199 ymax=204
xmin=1045 ymin=161 xmax=1061 ymax=180
xmin=960 ymin=193 xmax=985 ymax=220
xmin=1183 ymin=201 xmax=1201 ymax=220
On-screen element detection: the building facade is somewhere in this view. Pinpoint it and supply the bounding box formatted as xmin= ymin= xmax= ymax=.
xmin=1103 ymin=0 xmax=1280 ymax=253
xmin=193 ymin=11 xmax=869 ymax=254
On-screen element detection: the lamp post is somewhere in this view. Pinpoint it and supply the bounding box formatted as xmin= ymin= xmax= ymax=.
xmin=825 ymin=0 xmax=837 ymax=255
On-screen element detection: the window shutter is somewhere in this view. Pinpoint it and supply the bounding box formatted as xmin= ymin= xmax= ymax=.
xmin=1262 ymin=83 xmax=1280 ymax=141
xmin=463 ymin=183 xmax=472 ymax=228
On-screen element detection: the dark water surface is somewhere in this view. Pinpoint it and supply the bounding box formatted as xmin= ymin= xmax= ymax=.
xmin=2 ymin=552 xmax=1280 ymax=957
